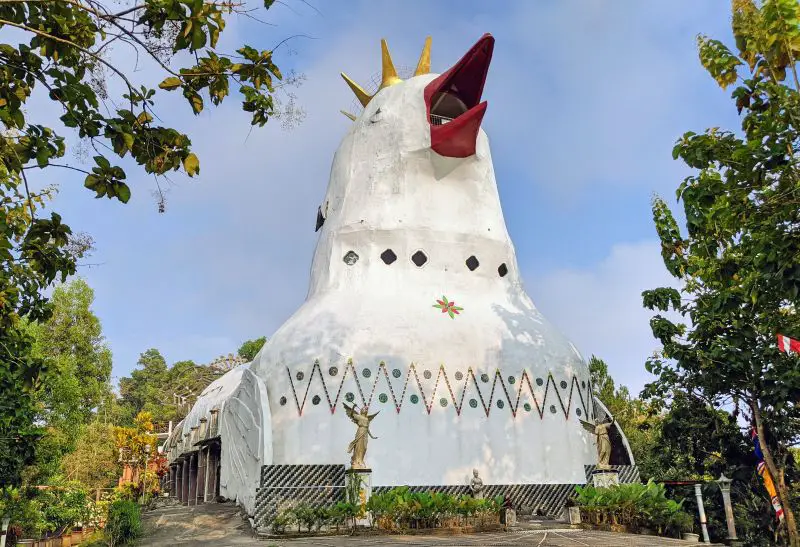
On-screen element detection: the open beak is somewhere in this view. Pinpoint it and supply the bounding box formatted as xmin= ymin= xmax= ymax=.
xmin=424 ymin=33 xmax=494 ymax=158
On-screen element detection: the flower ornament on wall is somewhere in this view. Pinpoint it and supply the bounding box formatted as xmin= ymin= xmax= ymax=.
xmin=433 ymin=296 xmax=464 ymax=319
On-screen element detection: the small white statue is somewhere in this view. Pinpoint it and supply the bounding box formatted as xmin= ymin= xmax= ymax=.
xmin=470 ymin=469 xmax=485 ymax=499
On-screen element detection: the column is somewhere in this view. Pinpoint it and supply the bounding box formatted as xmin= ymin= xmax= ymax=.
xmin=182 ymin=459 xmax=190 ymax=504
xmin=717 ymin=474 xmax=739 ymax=545
xmin=196 ymin=448 xmax=206 ymax=504
xmin=188 ymin=453 xmax=197 ymax=506
xmin=694 ymin=483 xmax=710 ymax=543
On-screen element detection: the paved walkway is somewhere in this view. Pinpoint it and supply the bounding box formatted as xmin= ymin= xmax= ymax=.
xmin=140 ymin=503 xmax=711 ymax=546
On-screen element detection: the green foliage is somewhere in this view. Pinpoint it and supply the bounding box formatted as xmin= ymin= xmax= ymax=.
xmin=0 ymin=0 xmax=298 ymax=486
xmin=237 ymin=336 xmax=267 ymax=362
xmin=365 ymin=487 xmax=503 ymax=530
xmin=105 ymin=500 xmax=141 ymax=546
xmin=574 ymin=480 xmax=693 ymax=537
xmin=643 ymin=1 xmax=800 ymax=541
xmin=60 ymin=421 xmax=120 ymax=491
xmin=118 ymin=350 xmax=223 ymax=424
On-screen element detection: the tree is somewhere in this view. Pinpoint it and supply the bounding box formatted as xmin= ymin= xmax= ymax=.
xmin=28 ymin=279 xmax=113 ymax=432
xmin=61 ymin=421 xmax=119 ymax=492
xmin=237 ymin=336 xmax=266 ymax=362
xmin=642 ymin=1 xmax=800 ymax=542
xmin=0 ymin=0 xmax=299 ymax=487
xmin=118 ymin=350 xmax=223 ymax=424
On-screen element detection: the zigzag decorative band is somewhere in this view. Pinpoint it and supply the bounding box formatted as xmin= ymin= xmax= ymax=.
xmin=279 ymin=360 xmax=596 ymax=421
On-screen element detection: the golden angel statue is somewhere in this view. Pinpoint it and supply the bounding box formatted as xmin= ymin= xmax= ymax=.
xmin=580 ymin=417 xmax=615 ymax=469
xmin=343 ymin=403 xmax=379 ymax=469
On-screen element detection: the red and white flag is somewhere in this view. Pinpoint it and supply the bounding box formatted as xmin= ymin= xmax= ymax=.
xmin=777 ymin=334 xmax=800 ymax=355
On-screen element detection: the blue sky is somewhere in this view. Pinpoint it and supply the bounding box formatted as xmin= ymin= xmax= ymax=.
xmin=27 ymin=1 xmax=741 ymax=395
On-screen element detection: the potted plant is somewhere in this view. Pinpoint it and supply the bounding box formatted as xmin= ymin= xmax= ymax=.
xmin=564 ymin=498 xmax=581 ymax=524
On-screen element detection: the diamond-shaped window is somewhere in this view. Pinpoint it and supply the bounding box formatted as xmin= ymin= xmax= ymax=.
xmin=411 ymin=250 xmax=428 ymax=267
xmin=466 ymin=255 xmax=479 ymax=271
xmin=342 ymin=251 xmax=359 ymax=265
xmin=498 ymin=263 xmax=508 ymax=277
xmin=380 ymin=249 xmax=397 ymax=265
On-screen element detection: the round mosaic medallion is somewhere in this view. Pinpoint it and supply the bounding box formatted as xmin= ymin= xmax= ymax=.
xmin=328 ymin=366 xmax=338 ymax=376
xmin=423 ymin=370 xmax=432 ymax=379
xmin=481 ymin=373 xmax=490 ymax=383
xmin=312 ymin=395 xmax=321 ymax=405
xmin=378 ymin=393 xmax=388 ymax=403
xmin=362 ymin=368 xmax=371 ymax=378
xmin=439 ymin=398 xmax=448 ymax=407
xmin=392 ymin=368 xmax=401 ymax=378
xmin=279 ymin=396 xmax=287 ymax=406
xmin=469 ymin=398 xmax=478 ymax=408
xmin=496 ymin=400 xmax=504 ymax=409
xmin=581 ymin=380 xmax=586 ymax=389
xmin=455 ymin=371 xmax=463 ymax=381
xmin=508 ymin=375 xmax=516 ymax=384
xmin=523 ymin=403 xmax=532 ymax=412
xmin=536 ymin=378 xmax=544 ymax=386
xmin=549 ymin=405 xmax=557 ymax=414
xmin=410 ymin=394 xmax=419 ymax=404
xmin=560 ymin=380 xmax=568 ymax=389
xmin=296 ymin=371 xmax=304 ymax=381
xmin=576 ymin=408 xmax=582 ymax=417
xmin=345 ymin=392 xmax=355 ymax=402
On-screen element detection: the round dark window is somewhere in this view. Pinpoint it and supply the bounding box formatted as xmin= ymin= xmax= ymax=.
xmin=576 ymin=408 xmax=582 ymax=417
xmin=392 ymin=368 xmax=401 ymax=378
xmin=455 ymin=371 xmax=463 ymax=381
xmin=560 ymin=380 xmax=568 ymax=389
xmin=410 ymin=394 xmax=419 ymax=404
xmin=440 ymin=398 xmax=448 ymax=407
xmin=466 ymin=255 xmax=480 ymax=271
xmin=469 ymin=399 xmax=478 ymax=408
xmin=423 ymin=370 xmax=432 ymax=379
xmin=279 ymin=396 xmax=287 ymax=406
xmin=379 ymin=393 xmax=388 ymax=403
xmin=329 ymin=366 xmax=338 ymax=376
xmin=524 ymin=403 xmax=532 ymax=412
xmin=536 ymin=378 xmax=544 ymax=386
xmin=296 ymin=371 xmax=304 ymax=381
xmin=345 ymin=392 xmax=355 ymax=402
xmin=362 ymin=368 xmax=371 ymax=378
xmin=581 ymin=380 xmax=586 ymax=389
xmin=312 ymin=395 xmax=321 ymax=405
xmin=549 ymin=405 xmax=557 ymax=414
xmin=496 ymin=400 xmax=504 ymax=409
xmin=508 ymin=375 xmax=516 ymax=384
xmin=481 ymin=373 xmax=490 ymax=383
xmin=411 ymin=250 xmax=428 ymax=267
xmin=498 ymin=263 xmax=508 ymax=277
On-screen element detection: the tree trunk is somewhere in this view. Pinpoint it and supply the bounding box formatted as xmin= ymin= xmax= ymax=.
xmin=752 ymin=400 xmax=799 ymax=547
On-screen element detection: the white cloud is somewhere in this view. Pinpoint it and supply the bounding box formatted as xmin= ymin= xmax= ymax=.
xmin=528 ymin=240 xmax=677 ymax=395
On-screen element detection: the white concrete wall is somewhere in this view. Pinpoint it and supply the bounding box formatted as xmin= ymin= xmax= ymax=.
xmin=219 ymin=367 xmax=272 ymax=513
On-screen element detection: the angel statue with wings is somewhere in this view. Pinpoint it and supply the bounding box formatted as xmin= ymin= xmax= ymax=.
xmin=343 ymin=403 xmax=379 ymax=469
xmin=580 ymin=417 xmax=615 ymax=469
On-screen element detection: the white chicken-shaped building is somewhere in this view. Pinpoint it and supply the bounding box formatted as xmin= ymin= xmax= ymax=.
xmin=166 ymin=33 xmax=635 ymax=518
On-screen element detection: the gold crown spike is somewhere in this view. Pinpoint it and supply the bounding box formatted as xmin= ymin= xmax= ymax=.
xmin=380 ymin=39 xmax=401 ymax=89
xmin=341 ymin=36 xmax=432 ymax=112
xmin=414 ymin=36 xmax=432 ymax=76
xmin=340 ymin=110 xmax=357 ymax=121
xmin=340 ymin=72 xmax=372 ymax=107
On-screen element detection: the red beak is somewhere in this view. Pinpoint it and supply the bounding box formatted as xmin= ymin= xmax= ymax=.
xmin=424 ymin=33 xmax=494 ymax=158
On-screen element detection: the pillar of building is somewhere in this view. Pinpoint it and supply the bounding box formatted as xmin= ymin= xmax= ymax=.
xmin=182 ymin=457 xmax=190 ymax=504
xmin=196 ymin=447 xmax=207 ymax=504
xmin=188 ymin=453 xmax=198 ymax=505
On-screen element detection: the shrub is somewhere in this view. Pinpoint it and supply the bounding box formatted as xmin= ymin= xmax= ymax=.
xmin=105 ymin=500 xmax=141 ymax=546
xmin=574 ymin=480 xmax=694 ymax=537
